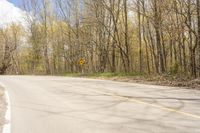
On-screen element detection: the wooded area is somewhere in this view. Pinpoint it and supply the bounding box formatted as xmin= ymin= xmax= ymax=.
xmin=0 ymin=0 xmax=200 ymax=78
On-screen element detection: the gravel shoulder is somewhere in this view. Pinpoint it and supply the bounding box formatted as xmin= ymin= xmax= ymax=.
xmin=83 ymin=75 xmax=200 ymax=89
xmin=0 ymin=86 xmax=6 ymax=133
xmin=64 ymin=73 xmax=200 ymax=89
xmin=103 ymin=77 xmax=200 ymax=89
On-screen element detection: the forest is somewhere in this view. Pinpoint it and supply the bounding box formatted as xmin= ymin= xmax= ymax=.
xmin=0 ymin=0 xmax=200 ymax=78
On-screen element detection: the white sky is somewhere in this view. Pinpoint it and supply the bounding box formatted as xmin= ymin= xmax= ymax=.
xmin=0 ymin=0 xmax=27 ymax=27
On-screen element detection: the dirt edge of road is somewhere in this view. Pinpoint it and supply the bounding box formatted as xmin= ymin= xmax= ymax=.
xmin=63 ymin=73 xmax=200 ymax=89
xmin=93 ymin=76 xmax=200 ymax=89
xmin=0 ymin=86 xmax=6 ymax=133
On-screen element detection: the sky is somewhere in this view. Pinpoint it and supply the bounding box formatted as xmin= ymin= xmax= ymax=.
xmin=8 ymin=0 xmax=20 ymax=7
xmin=0 ymin=0 xmax=27 ymax=27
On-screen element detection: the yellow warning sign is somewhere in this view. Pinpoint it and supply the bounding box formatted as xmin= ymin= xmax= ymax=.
xmin=79 ymin=58 xmax=85 ymax=66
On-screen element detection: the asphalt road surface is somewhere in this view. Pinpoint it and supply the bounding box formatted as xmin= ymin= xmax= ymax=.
xmin=0 ymin=76 xmax=200 ymax=133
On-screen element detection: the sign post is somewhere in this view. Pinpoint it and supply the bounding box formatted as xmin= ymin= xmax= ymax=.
xmin=79 ymin=58 xmax=85 ymax=74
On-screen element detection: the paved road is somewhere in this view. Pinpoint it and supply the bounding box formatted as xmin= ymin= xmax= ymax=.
xmin=0 ymin=76 xmax=200 ymax=133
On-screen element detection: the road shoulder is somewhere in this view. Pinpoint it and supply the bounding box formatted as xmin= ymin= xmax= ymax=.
xmin=0 ymin=86 xmax=6 ymax=133
xmin=63 ymin=73 xmax=200 ymax=89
